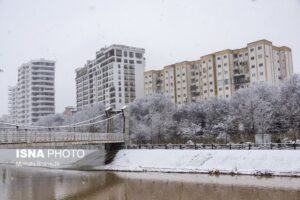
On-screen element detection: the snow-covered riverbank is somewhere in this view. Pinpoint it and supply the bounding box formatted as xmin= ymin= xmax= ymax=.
xmin=100 ymin=149 xmax=300 ymax=177
xmin=1 ymin=149 xmax=300 ymax=177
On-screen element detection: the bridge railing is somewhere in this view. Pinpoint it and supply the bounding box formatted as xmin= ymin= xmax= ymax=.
xmin=0 ymin=130 xmax=124 ymax=144
xmin=127 ymin=143 xmax=300 ymax=150
xmin=0 ymin=107 xmax=129 ymax=145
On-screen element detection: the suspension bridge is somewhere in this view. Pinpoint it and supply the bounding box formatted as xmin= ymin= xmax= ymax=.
xmin=0 ymin=107 xmax=129 ymax=149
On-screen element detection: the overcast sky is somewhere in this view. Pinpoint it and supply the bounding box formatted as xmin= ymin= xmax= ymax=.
xmin=0 ymin=0 xmax=300 ymax=116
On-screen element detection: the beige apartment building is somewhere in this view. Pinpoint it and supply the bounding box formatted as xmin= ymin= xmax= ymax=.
xmin=145 ymin=60 xmax=202 ymax=105
xmin=144 ymin=39 xmax=293 ymax=105
xmin=144 ymin=70 xmax=164 ymax=96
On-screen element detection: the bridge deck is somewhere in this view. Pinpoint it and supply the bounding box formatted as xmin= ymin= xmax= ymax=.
xmin=0 ymin=131 xmax=124 ymax=148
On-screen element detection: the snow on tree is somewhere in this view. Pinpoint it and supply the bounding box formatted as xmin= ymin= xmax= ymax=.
xmin=230 ymin=83 xmax=278 ymax=140
xmin=128 ymin=94 xmax=175 ymax=143
xmin=35 ymin=113 xmax=65 ymax=127
xmin=278 ymin=74 xmax=300 ymax=141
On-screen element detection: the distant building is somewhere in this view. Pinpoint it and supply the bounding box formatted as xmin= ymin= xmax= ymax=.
xmin=9 ymin=59 xmax=55 ymax=125
xmin=144 ymin=39 xmax=293 ymax=106
xmin=75 ymin=44 xmax=145 ymax=110
xmin=8 ymin=86 xmax=17 ymax=124
xmin=0 ymin=114 xmax=10 ymax=123
xmin=144 ymin=69 xmax=164 ymax=96
xmin=63 ymin=106 xmax=77 ymax=116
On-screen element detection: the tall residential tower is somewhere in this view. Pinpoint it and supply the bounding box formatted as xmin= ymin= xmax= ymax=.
xmin=76 ymin=44 xmax=145 ymax=110
xmin=9 ymin=59 xmax=55 ymax=125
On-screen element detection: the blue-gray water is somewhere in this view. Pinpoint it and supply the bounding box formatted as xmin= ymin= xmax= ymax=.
xmin=0 ymin=165 xmax=299 ymax=200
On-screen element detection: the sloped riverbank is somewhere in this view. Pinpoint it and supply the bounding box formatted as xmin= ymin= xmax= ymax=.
xmin=99 ymin=149 xmax=300 ymax=177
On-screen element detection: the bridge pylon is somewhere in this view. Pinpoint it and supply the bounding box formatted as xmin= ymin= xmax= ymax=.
xmin=104 ymin=106 xmax=130 ymax=150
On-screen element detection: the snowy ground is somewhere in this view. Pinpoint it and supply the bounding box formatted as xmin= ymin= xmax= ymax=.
xmin=100 ymin=149 xmax=300 ymax=177
xmin=1 ymin=149 xmax=300 ymax=177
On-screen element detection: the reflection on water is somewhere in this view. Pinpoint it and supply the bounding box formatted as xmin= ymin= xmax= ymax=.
xmin=0 ymin=165 xmax=299 ymax=200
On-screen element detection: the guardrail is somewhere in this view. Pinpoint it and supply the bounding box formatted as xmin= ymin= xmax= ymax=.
xmin=127 ymin=143 xmax=300 ymax=150
xmin=0 ymin=131 xmax=124 ymax=144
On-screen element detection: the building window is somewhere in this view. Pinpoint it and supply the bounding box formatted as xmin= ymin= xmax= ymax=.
xmin=116 ymin=49 xmax=122 ymax=57
xmin=129 ymin=52 xmax=134 ymax=58
xmin=251 ymin=57 xmax=255 ymax=60
xmin=258 ymin=54 xmax=263 ymax=59
xmin=218 ymin=65 xmax=221 ymax=68
xmin=250 ymin=48 xmax=254 ymax=52
xmin=217 ymin=57 xmax=221 ymax=60
xmin=260 ymin=72 xmax=264 ymax=76
xmin=252 ymin=73 xmax=256 ymax=77
xmin=251 ymin=65 xmax=255 ymax=69
xmin=259 ymin=63 xmax=263 ymax=67
xmin=135 ymin=53 xmax=142 ymax=59
xmin=224 ymin=55 xmax=227 ymax=59
xmin=224 ymin=63 xmax=227 ymax=66
xmin=258 ymin=46 xmax=262 ymax=50
xmin=219 ymin=88 xmax=222 ymax=91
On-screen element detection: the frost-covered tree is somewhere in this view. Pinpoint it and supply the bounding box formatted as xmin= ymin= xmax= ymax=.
xmin=35 ymin=113 xmax=65 ymax=127
xmin=129 ymin=94 xmax=175 ymax=143
xmin=278 ymin=74 xmax=300 ymax=141
xmin=35 ymin=103 xmax=106 ymax=132
xmin=173 ymin=103 xmax=206 ymax=141
xmin=230 ymin=83 xmax=278 ymax=141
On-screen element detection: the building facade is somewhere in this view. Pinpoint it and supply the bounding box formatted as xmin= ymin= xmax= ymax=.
xmin=9 ymin=59 xmax=55 ymax=125
xmin=63 ymin=106 xmax=77 ymax=117
xmin=144 ymin=70 xmax=164 ymax=96
xmin=76 ymin=44 xmax=145 ymax=110
xmin=8 ymin=86 xmax=17 ymax=124
xmin=144 ymin=39 xmax=293 ymax=105
xmin=145 ymin=60 xmax=202 ymax=105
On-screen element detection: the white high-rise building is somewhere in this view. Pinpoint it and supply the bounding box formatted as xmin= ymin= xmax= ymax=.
xmin=8 ymin=86 xmax=17 ymax=124
xmin=10 ymin=59 xmax=55 ymax=125
xmin=76 ymin=44 xmax=145 ymax=110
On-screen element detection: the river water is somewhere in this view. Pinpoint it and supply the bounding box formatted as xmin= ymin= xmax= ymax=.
xmin=0 ymin=165 xmax=299 ymax=200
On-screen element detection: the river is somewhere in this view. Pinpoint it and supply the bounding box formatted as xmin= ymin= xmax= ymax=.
xmin=0 ymin=165 xmax=299 ymax=200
